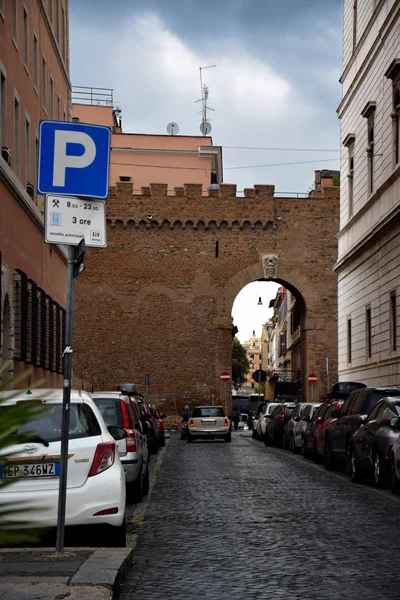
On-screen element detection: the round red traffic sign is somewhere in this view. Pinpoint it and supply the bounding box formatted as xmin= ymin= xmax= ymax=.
xmin=220 ymin=371 xmax=231 ymax=383
xmin=308 ymin=373 xmax=318 ymax=385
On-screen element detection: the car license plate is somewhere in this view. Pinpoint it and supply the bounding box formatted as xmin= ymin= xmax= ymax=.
xmin=201 ymin=419 xmax=217 ymax=425
xmin=0 ymin=463 xmax=60 ymax=478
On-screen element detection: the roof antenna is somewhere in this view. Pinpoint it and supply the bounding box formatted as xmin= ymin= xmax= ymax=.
xmin=196 ymin=65 xmax=216 ymax=136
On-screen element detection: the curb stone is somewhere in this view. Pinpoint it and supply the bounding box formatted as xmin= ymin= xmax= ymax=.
xmin=70 ymin=547 xmax=133 ymax=592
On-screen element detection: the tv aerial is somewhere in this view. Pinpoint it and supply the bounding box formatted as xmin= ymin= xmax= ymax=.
xmin=166 ymin=122 xmax=179 ymax=136
xmin=196 ymin=65 xmax=216 ymax=136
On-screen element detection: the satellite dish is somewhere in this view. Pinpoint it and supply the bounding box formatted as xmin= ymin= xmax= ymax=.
xmin=200 ymin=121 xmax=212 ymax=135
xmin=166 ymin=122 xmax=179 ymax=135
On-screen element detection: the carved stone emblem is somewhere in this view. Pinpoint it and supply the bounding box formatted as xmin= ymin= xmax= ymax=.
xmin=262 ymin=254 xmax=278 ymax=279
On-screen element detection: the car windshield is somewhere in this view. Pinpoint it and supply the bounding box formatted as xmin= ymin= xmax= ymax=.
xmin=192 ymin=407 xmax=225 ymax=418
xmin=266 ymin=404 xmax=278 ymax=415
xmin=2 ymin=403 xmax=101 ymax=443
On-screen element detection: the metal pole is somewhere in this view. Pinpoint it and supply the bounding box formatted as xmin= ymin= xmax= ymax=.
xmin=258 ymin=370 xmax=261 ymax=405
xmin=224 ymin=383 xmax=227 ymax=415
xmin=311 ymin=383 xmax=314 ymax=402
xmin=211 ymin=394 xmax=215 ymax=406
xmin=56 ymin=245 xmax=76 ymax=553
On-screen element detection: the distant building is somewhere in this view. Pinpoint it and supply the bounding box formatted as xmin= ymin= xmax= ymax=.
xmin=336 ymin=0 xmax=400 ymax=385
xmin=244 ymin=335 xmax=262 ymax=389
xmin=0 ymin=0 xmax=70 ymax=385
xmin=71 ymin=88 xmax=223 ymax=191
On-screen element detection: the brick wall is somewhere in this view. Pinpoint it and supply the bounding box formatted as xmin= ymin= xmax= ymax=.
xmin=73 ymin=179 xmax=340 ymax=416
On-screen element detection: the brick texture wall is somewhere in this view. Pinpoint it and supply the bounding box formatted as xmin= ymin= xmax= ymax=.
xmin=73 ymin=180 xmax=340 ymax=417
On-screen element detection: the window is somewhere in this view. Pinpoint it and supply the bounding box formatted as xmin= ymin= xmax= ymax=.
xmin=366 ymin=306 xmax=371 ymax=358
xmin=347 ymin=318 xmax=352 ymax=364
xmin=192 ymin=407 xmax=225 ymax=418
xmin=14 ymin=270 xmax=28 ymax=361
xmin=362 ymin=103 xmax=376 ymax=195
xmin=61 ymin=7 xmax=66 ymax=59
xmin=390 ymin=291 xmax=397 ymax=352
xmin=25 ymin=116 xmax=30 ymax=185
xmin=352 ymin=0 xmax=357 ymax=51
xmin=33 ymin=34 xmax=38 ymax=91
xmin=56 ymin=0 xmax=60 ymax=41
xmin=0 ymin=0 xmax=5 ymax=21
xmin=343 ymin=135 xmax=355 ymax=217
xmin=23 ymin=7 xmax=29 ymax=69
xmin=42 ymin=56 xmax=47 ymax=110
xmin=0 ymin=70 xmax=6 ymax=148
xmin=50 ymin=76 xmax=54 ymax=118
xmin=13 ymin=94 xmax=20 ymax=177
xmin=57 ymin=94 xmax=61 ymax=120
xmin=385 ymin=61 xmax=400 ymax=166
xmin=367 ymin=402 xmax=384 ymax=422
xmin=12 ymin=0 xmax=18 ymax=46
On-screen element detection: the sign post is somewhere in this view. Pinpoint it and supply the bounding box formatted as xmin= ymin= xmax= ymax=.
xmin=38 ymin=119 xmax=111 ymax=554
xmin=145 ymin=374 xmax=150 ymax=402
xmin=220 ymin=371 xmax=231 ymax=415
xmin=308 ymin=373 xmax=318 ymax=402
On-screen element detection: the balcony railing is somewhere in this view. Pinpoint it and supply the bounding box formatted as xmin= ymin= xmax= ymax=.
xmin=71 ymin=86 xmax=114 ymax=106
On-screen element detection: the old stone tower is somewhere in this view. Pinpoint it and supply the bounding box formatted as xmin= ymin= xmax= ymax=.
xmin=73 ymin=172 xmax=339 ymax=414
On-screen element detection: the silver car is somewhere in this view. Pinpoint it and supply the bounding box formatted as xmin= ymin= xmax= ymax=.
xmin=92 ymin=391 xmax=149 ymax=501
xmin=292 ymin=403 xmax=321 ymax=453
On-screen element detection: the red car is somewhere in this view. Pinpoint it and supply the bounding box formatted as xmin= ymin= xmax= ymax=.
xmin=149 ymin=403 xmax=166 ymax=447
xmin=313 ymin=401 xmax=344 ymax=461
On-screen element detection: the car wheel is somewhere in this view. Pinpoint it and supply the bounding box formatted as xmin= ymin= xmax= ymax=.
xmin=252 ymin=429 xmax=257 ymax=439
xmin=159 ymin=436 xmax=166 ymax=447
xmin=349 ymin=445 xmax=363 ymax=483
xmin=142 ymin=465 xmax=150 ymax=496
xmin=102 ymin=520 xmax=126 ymax=548
xmin=224 ymin=433 xmax=232 ymax=443
xmin=324 ymin=439 xmax=336 ymax=471
xmin=391 ymin=458 xmax=400 ymax=494
xmin=373 ymin=451 xmax=388 ymax=488
xmin=187 ymin=433 xmax=193 ymax=443
xmin=128 ymin=468 xmax=143 ymax=503
xmin=264 ymin=433 xmax=270 ymax=447
xmin=345 ymin=439 xmax=352 ymax=474
xmin=289 ymin=436 xmax=295 ymax=453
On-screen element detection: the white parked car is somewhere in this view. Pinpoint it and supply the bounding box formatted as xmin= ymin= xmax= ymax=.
xmin=0 ymin=389 xmax=126 ymax=546
xmin=187 ymin=406 xmax=231 ymax=442
xmin=259 ymin=403 xmax=281 ymax=441
xmin=92 ymin=391 xmax=149 ymax=501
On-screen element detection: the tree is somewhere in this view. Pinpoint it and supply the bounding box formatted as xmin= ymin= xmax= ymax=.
xmin=232 ymin=337 xmax=250 ymax=391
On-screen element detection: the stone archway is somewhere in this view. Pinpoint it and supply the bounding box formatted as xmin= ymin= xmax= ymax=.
xmin=73 ymin=174 xmax=339 ymax=410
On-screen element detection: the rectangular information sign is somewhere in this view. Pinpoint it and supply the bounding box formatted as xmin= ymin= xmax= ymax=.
xmin=44 ymin=195 xmax=107 ymax=248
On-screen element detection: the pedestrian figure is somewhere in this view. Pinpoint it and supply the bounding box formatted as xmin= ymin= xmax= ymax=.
xmin=232 ymin=408 xmax=240 ymax=431
xmin=180 ymin=405 xmax=190 ymax=440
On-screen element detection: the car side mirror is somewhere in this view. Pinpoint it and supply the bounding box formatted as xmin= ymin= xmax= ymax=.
xmin=108 ymin=426 xmax=128 ymax=441
xmin=316 ymin=417 xmax=322 ymax=425
xmin=390 ymin=417 xmax=400 ymax=428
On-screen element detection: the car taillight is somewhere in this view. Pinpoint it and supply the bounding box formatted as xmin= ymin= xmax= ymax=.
xmin=265 ymin=417 xmax=270 ymax=423
xmin=224 ymin=418 xmax=229 ymax=427
xmin=88 ymin=442 xmax=115 ymax=477
xmin=121 ymin=400 xmax=137 ymax=451
xmin=388 ymin=445 xmax=394 ymax=459
xmin=189 ymin=419 xmax=194 ymax=427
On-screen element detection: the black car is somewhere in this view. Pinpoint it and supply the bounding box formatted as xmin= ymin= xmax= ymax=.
xmin=324 ymin=386 xmax=400 ymax=471
xmin=328 ymin=381 xmax=366 ymax=400
xmin=349 ymin=397 xmax=400 ymax=487
xmin=302 ymin=402 xmax=331 ymax=458
xmin=265 ymin=403 xmax=296 ymax=447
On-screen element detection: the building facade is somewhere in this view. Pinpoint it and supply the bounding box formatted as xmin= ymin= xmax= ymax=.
xmin=336 ymin=0 xmax=400 ymax=385
xmin=0 ymin=0 xmax=70 ymax=385
xmin=71 ymin=92 xmax=223 ymax=191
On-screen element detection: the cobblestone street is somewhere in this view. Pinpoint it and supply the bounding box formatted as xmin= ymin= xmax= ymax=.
xmin=120 ymin=431 xmax=400 ymax=600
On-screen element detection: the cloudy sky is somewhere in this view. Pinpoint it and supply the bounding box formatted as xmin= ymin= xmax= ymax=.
xmin=69 ymin=0 xmax=343 ymax=195
xmin=69 ymin=0 xmax=343 ymax=342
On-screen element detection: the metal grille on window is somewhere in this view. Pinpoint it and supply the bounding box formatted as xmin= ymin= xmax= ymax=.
xmin=48 ymin=298 xmax=54 ymax=372
xmin=55 ymin=304 xmax=61 ymax=374
xmin=40 ymin=289 xmax=47 ymax=368
xmin=29 ymin=281 xmax=39 ymax=366
xmin=14 ymin=270 xmax=28 ymax=362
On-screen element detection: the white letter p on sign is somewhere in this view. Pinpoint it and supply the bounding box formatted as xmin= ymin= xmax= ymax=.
xmin=53 ymin=130 xmax=96 ymax=187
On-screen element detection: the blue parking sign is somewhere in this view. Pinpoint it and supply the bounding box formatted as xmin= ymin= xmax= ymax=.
xmin=37 ymin=121 xmax=111 ymax=199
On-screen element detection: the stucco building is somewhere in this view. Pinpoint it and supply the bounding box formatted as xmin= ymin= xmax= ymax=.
xmin=336 ymin=0 xmax=400 ymax=385
xmin=0 ymin=0 xmax=70 ymax=385
xmin=244 ymin=335 xmax=262 ymax=389
xmin=71 ymin=90 xmax=223 ymax=191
